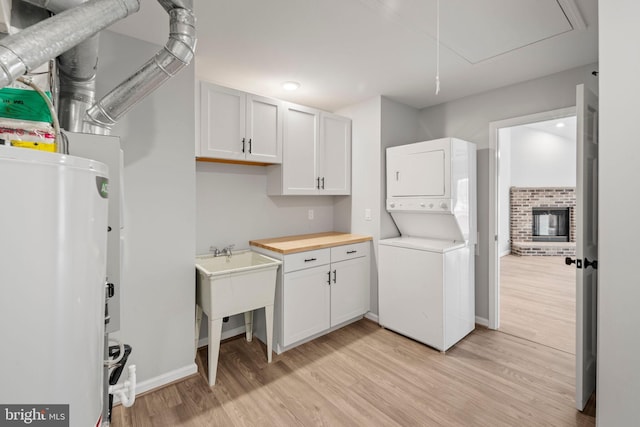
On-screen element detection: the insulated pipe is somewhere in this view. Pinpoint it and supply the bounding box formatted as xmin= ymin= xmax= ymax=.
xmin=22 ymin=0 xmax=102 ymax=132
xmin=83 ymin=1 xmax=196 ymax=134
xmin=0 ymin=0 xmax=139 ymax=88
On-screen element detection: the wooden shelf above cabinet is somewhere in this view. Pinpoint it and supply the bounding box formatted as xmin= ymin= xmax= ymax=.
xmin=196 ymin=157 xmax=272 ymax=167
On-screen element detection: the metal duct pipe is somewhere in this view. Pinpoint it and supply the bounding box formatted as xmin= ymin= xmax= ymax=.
xmin=22 ymin=0 xmax=102 ymax=132
xmin=0 ymin=0 xmax=139 ymax=88
xmin=57 ymin=37 xmax=99 ymax=132
xmin=84 ymin=0 xmax=196 ymax=134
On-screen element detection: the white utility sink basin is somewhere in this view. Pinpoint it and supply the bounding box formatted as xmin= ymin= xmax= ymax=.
xmin=196 ymin=250 xmax=281 ymax=278
xmin=195 ymin=250 xmax=281 ymax=386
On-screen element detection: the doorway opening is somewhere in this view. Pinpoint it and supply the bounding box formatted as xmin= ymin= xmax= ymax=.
xmin=488 ymin=107 xmax=577 ymax=332
xmin=496 ymin=114 xmax=577 ymax=352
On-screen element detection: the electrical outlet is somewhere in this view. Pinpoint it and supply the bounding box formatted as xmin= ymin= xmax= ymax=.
xmin=308 ymin=209 xmax=314 ymax=220
xmin=364 ymin=208 xmax=372 ymax=221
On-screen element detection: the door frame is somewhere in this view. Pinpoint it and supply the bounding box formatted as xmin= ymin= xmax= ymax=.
xmin=488 ymin=106 xmax=576 ymax=329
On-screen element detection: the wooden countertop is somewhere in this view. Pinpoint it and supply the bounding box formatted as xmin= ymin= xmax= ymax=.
xmin=249 ymin=232 xmax=372 ymax=254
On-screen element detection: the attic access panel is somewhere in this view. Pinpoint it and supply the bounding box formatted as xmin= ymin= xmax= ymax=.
xmin=361 ymin=0 xmax=577 ymax=64
xmin=439 ymin=0 xmax=574 ymax=64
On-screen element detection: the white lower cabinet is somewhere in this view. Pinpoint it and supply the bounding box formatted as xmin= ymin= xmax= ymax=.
xmin=282 ymin=264 xmax=331 ymax=346
xmin=253 ymin=241 xmax=370 ymax=353
xmin=330 ymin=256 xmax=369 ymax=327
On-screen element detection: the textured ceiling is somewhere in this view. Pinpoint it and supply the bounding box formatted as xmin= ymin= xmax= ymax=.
xmin=108 ymin=0 xmax=598 ymax=111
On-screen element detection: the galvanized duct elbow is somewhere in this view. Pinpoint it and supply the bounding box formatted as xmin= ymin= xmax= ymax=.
xmin=22 ymin=0 xmax=105 ymax=132
xmin=0 ymin=0 xmax=139 ymax=89
xmin=84 ymin=1 xmax=196 ymax=134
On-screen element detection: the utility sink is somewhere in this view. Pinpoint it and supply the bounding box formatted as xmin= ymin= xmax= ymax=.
xmin=195 ymin=250 xmax=281 ymax=386
xmin=196 ymin=250 xmax=281 ymax=279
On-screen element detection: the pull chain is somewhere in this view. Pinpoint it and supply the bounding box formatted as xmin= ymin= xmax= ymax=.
xmin=435 ymin=0 xmax=441 ymax=95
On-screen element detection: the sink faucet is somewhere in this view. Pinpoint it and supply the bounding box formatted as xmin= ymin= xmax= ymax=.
xmin=222 ymin=244 xmax=234 ymax=257
xmin=210 ymin=244 xmax=234 ymax=257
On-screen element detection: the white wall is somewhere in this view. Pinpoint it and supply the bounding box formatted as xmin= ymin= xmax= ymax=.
xmin=510 ymin=127 xmax=576 ymax=187
xmin=336 ymin=96 xmax=381 ymax=315
xmin=597 ymin=2 xmax=640 ymax=423
xmin=419 ymin=63 xmax=597 ymax=321
xmin=196 ymin=162 xmax=335 ymax=334
xmin=98 ymin=31 xmax=197 ymax=386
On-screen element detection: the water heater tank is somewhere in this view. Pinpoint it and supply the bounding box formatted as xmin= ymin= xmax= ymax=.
xmin=0 ymin=146 xmax=109 ymax=427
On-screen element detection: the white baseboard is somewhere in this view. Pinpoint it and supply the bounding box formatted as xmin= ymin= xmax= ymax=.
xmin=113 ymin=363 xmax=198 ymax=404
xmin=364 ymin=312 xmax=379 ymax=323
xmin=197 ymin=325 xmax=247 ymax=349
xmin=475 ymin=316 xmax=489 ymax=327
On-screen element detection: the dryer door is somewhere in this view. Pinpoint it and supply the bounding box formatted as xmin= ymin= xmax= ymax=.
xmin=387 ymin=143 xmax=450 ymax=198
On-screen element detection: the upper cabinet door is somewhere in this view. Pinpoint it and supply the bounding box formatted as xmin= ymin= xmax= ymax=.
xmin=246 ymin=95 xmax=282 ymax=164
xmin=282 ymin=103 xmax=320 ymax=194
xmin=199 ymin=82 xmax=246 ymax=161
xmin=319 ymin=112 xmax=351 ymax=195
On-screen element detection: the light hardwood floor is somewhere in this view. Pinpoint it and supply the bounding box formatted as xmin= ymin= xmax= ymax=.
xmin=499 ymin=255 xmax=576 ymax=354
xmin=112 ymin=319 xmax=595 ymax=426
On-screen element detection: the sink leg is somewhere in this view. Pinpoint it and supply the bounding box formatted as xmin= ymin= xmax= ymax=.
xmin=194 ymin=304 xmax=203 ymax=357
xmin=265 ymin=304 xmax=274 ymax=363
xmin=244 ymin=311 xmax=253 ymax=342
xmin=207 ymin=317 xmax=223 ymax=386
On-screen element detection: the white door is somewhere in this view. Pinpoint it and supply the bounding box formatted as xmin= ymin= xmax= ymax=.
xmin=282 ymin=265 xmax=330 ymax=346
xmin=387 ymin=149 xmax=446 ymax=197
xmin=319 ymin=112 xmax=351 ymax=195
xmin=199 ymin=82 xmax=246 ymax=160
xmin=574 ymin=84 xmax=599 ymax=411
xmin=246 ymin=94 xmax=282 ymax=163
xmin=282 ymin=103 xmax=320 ymax=194
xmin=330 ymin=256 xmax=368 ymax=327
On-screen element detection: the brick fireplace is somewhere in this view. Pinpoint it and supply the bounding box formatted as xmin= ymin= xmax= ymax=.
xmin=510 ymin=187 xmax=576 ymax=256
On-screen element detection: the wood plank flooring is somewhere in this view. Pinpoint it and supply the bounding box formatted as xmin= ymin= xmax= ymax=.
xmin=111 ymin=319 xmax=595 ymax=426
xmin=500 ymin=255 xmax=576 ymax=354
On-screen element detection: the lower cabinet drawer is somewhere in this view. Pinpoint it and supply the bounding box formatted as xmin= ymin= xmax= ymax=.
xmin=330 ymin=242 xmax=369 ymax=263
xmin=283 ymin=248 xmax=330 ymax=273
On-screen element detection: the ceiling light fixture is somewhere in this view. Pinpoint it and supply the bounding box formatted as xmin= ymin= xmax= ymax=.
xmin=556 ymin=122 xmax=566 ymax=128
xmin=282 ymin=81 xmax=300 ymax=91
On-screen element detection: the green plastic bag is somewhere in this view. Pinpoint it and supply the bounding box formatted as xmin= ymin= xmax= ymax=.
xmin=0 ymin=87 xmax=52 ymax=123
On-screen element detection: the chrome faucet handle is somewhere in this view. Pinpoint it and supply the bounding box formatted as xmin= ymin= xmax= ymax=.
xmin=224 ymin=244 xmax=235 ymax=256
xmin=209 ymin=246 xmax=221 ymax=256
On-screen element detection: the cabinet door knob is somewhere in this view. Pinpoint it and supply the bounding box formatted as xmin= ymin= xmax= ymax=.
xmin=332 ymin=269 xmax=336 ymax=283
xmin=321 ymin=177 xmax=325 ymax=189
xmin=242 ymin=137 xmax=246 ymax=153
xmin=248 ymin=138 xmax=252 ymax=153
xmin=327 ymin=271 xmax=331 ymax=285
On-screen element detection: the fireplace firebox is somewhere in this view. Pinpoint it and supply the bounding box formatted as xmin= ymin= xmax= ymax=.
xmin=532 ymin=207 xmax=570 ymax=242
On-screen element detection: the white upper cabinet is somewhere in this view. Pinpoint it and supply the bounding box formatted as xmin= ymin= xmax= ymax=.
xmin=199 ymin=82 xmax=282 ymax=164
xmin=268 ymin=103 xmax=351 ymax=195
xmin=320 ymin=112 xmax=351 ymax=195
xmin=280 ymin=103 xmax=320 ymax=194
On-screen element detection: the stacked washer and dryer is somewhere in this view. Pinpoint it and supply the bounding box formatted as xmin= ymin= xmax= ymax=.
xmin=379 ymin=137 xmax=476 ymax=352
